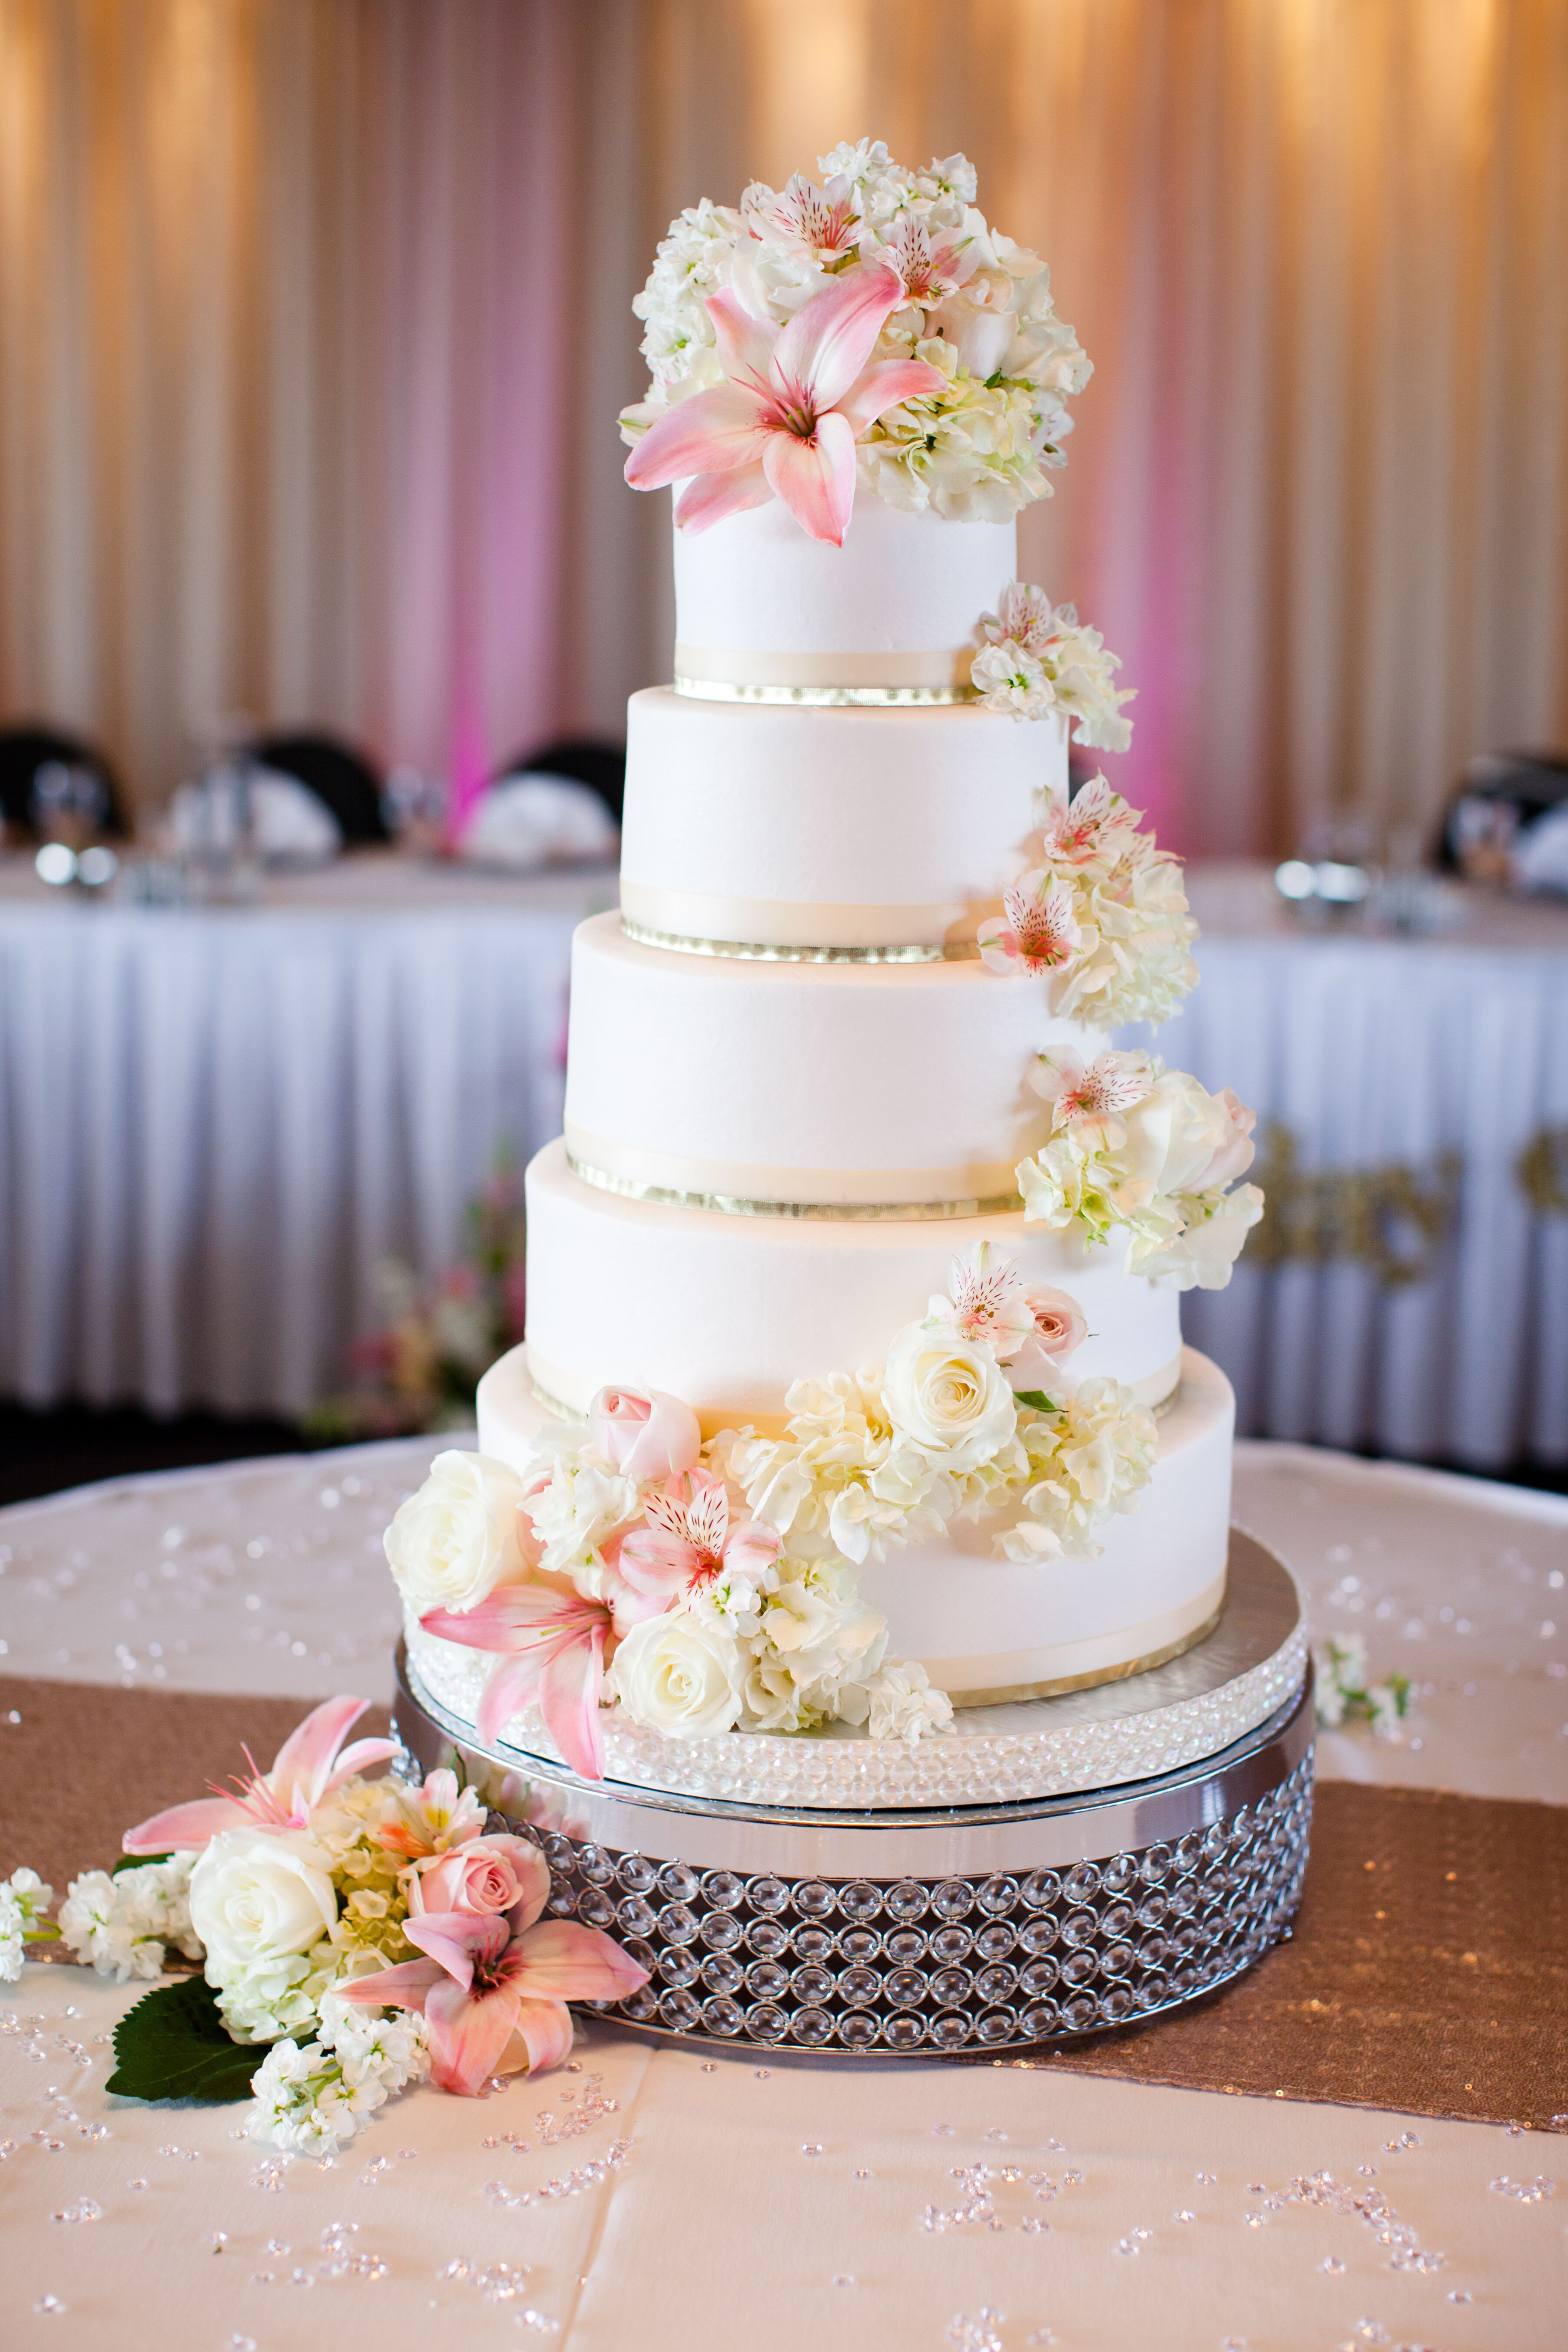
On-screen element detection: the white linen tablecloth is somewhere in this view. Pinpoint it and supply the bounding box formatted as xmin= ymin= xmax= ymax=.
xmin=1151 ymin=865 xmax=1568 ymax=1469
xmin=1 ymin=1440 xmax=1563 ymax=2349
xmin=0 ymin=856 xmax=617 ymax=1416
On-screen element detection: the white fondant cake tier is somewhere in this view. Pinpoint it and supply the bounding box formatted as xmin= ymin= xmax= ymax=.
xmin=520 ymin=1137 xmax=1180 ymax=1429
xmin=475 ymin=1341 xmax=1232 ymax=1702
xmin=564 ymin=912 xmax=1086 ymax=1209
xmin=673 ymin=497 xmax=1015 ymax=695
xmin=620 ymin=689 xmax=1065 ymax=953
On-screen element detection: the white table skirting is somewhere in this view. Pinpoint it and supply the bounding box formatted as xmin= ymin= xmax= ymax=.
xmin=0 ymin=866 xmax=613 ymax=1415
xmin=1148 ymin=871 xmax=1568 ymax=1467
xmin=0 ymin=1439 xmax=1563 ymax=2350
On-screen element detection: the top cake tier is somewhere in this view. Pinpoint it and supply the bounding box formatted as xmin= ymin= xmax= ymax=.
xmin=673 ymin=497 xmax=1017 ymax=700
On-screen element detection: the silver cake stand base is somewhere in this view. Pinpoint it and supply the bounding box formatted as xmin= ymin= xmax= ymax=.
xmin=391 ymin=1541 xmax=1315 ymax=2058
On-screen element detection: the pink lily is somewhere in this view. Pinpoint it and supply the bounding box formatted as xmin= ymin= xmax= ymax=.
xmin=978 ymin=873 xmax=1082 ymax=977
xmin=616 ymin=1467 xmax=780 ymax=1604
xmin=420 ymin=1580 xmax=657 ymax=1783
xmin=122 ymin=1695 xmax=397 ymax=1855
xmin=334 ymin=1898 xmax=648 ymax=2092
xmin=623 ymin=263 xmax=945 ymax=543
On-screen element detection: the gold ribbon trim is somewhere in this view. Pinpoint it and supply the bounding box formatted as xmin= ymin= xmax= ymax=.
xmin=939 ymin=1592 xmax=1227 ymax=1708
xmin=674 ymin=676 xmax=977 ymax=707
xmin=619 ymin=915 xmax=981 ymax=965
xmin=672 ymin=641 xmax=977 ymax=703
xmin=565 ymin=1150 xmax=1024 ymax=1223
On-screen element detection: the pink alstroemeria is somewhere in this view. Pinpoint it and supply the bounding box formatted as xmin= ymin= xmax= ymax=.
xmin=931 ymin=1240 xmax=1035 ymax=1360
xmin=977 ymin=873 xmax=1082 ymax=977
xmin=743 ymin=171 xmax=859 ymax=262
xmin=1031 ymin=1046 xmax=1155 ymax=1139
xmin=616 ymin=1468 xmax=780 ymax=1604
xmin=879 ymin=216 xmax=966 ymax=304
xmin=375 ymin=1767 xmax=488 ymax=1864
xmin=334 ymin=1897 xmax=648 ymax=2093
xmin=623 ymin=263 xmax=945 ymax=543
xmin=122 ymin=1695 xmax=397 ymax=1856
xmin=1037 ymin=774 xmax=1140 ymax=871
xmin=421 ymin=1580 xmax=657 ymax=1784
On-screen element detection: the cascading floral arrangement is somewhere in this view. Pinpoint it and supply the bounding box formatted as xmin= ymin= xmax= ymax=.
xmin=620 ymin=140 xmax=1091 ymax=540
xmin=391 ymin=1237 xmax=1163 ymax=1774
xmin=0 ymin=1701 xmax=647 ymax=2150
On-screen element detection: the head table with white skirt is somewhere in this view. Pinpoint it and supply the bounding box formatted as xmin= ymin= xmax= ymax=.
xmin=0 ymin=1436 xmax=1562 ymax=2351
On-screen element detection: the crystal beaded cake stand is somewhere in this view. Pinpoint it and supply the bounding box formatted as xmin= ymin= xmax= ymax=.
xmin=391 ymin=1533 xmax=1315 ymax=2057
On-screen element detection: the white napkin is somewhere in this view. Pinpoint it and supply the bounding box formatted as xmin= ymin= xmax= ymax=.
xmin=458 ymin=772 xmax=618 ymax=869
xmin=166 ymin=766 xmax=344 ymax=865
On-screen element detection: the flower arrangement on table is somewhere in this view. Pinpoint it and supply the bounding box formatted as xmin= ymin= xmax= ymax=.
xmin=1313 ymin=1633 xmax=1415 ymax=1740
xmin=308 ymin=1161 xmax=527 ymax=1440
xmin=0 ymin=1700 xmax=647 ymax=2150
xmin=620 ymin=140 xmax=1090 ymax=541
xmin=391 ymin=1237 xmax=1161 ymax=1777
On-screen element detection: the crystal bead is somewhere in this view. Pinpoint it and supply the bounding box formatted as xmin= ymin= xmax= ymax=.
xmin=976 ymin=2008 xmax=1017 ymax=2045
xmin=1019 ymin=2000 xmax=1059 ymax=2039
xmin=932 ymin=1878 xmax=972 ymax=1920
xmin=745 ymin=2002 xmax=789 ymax=2042
xmin=658 ymin=1903 xmax=699 ymax=1945
xmin=929 ymin=1925 xmax=972 ymax=1964
xmin=839 ymin=1928 xmax=881 ymax=1964
xmin=1101 ymin=1900 xmax=1135 ymax=1939
xmin=795 ymin=1880 xmax=835 ymax=1920
xmin=1101 ymin=1941 xmax=1135 ymax=1978
xmin=1019 ymin=1869 xmax=1061 ymax=1910
xmin=616 ymin=1854 xmax=658 ymax=1895
xmin=976 ymin=1874 xmax=1019 ymax=1916
xmin=794 ymin=1925 xmax=835 ymax=1963
xmin=975 ymin=1921 xmax=1017 ymax=1962
xmin=700 ymin=1996 xmax=745 ymax=2037
xmin=929 ymin=2011 xmax=972 ymax=2050
xmin=838 ymin=1965 xmax=879 ymax=2009
xmin=1139 ymin=1843 xmax=1173 ymax=1884
xmin=1099 ymin=1984 xmax=1134 ymax=2024
xmin=701 ymin=1870 xmax=746 ymax=1911
xmin=577 ymin=1844 xmax=617 ymax=1886
xmin=1064 ymin=1861 xmax=1101 ymax=1903
xmin=656 ymin=1948 xmax=699 ymax=1987
xmin=619 ymin=1984 xmax=659 ymax=2023
xmin=885 ymin=1928 xmax=926 ymax=1964
xmin=745 ymin=1960 xmax=790 ymax=2003
xmin=837 ymin=1880 xmax=881 ymax=1923
xmin=698 ymin=1911 xmax=741 ymax=1952
xmin=658 ymin=1987 xmax=701 ymax=2030
xmin=884 ymin=2012 xmax=927 ymax=2050
xmin=930 ymin=1966 xmax=973 ymax=2007
xmin=976 ymin=1964 xmax=1018 ymax=2004
xmin=1060 ymin=1950 xmax=1096 ymax=1988
xmin=1061 ymin=1992 xmax=1099 ymax=2030
xmin=885 ymin=1879 xmax=929 ymax=1921
xmin=541 ymin=1833 xmax=575 ymax=1870
xmin=885 ymin=1967 xmax=927 ymax=2009
xmin=745 ymin=1918 xmax=788 ymax=1959
xmin=576 ymin=1889 xmax=615 ymax=1930
xmin=790 ymin=2008 xmax=833 ymax=2047
xmin=791 ymin=1964 xmax=835 ymax=2007
xmin=700 ymin=1953 xmax=743 ymax=1997
xmin=1100 ymin=1853 xmax=1137 ymax=1894
xmin=749 ymin=1877 xmax=789 ymax=1915
xmin=839 ymin=2010 xmax=880 ymax=2049
xmin=1019 ymin=1956 xmax=1060 ymax=1997
xmin=1060 ymin=1908 xmax=1098 ymax=1949
xmin=1019 ymin=1915 xmax=1060 ymax=1957
xmin=1136 ymin=1890 xmax=1169 ymax=1928
xmin=658 ymin=1862 xmax=700 ymax=1902
xmin=616 ymin=1896 xmax=656 ymax=1937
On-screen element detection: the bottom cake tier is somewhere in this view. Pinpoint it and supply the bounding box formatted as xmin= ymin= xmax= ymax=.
xmin=477 ymin=1340 xmax=1236 ymax=1703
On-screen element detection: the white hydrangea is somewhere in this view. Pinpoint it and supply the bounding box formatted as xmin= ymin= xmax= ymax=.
xmin=210 ymin=1939 xmax=341 ymax=2044
xmin=858 ymin=1660 xmax=954 ymax=1742
xmin=737 ymin=1555 xmax=890 ymax=1734
xmin=521 ymin=1427 xmax=640 ymax=1584
xmin=0 ymin=1868 xmax=53 ymax=1983
xmin=995 ymin=1381 xmax=1159 ymax=1563
xmin=709 ymin=1375 xmax=953 ymax=1567
xmin=620 ymin=146 xmax=1091 ymax=523
xmin=56 ymin=1856 xmax=199 ymax=1984
xmin=247 ymin=2002 xmax=430 ymax=2156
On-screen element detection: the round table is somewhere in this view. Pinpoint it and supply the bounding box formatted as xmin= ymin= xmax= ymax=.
xmin=0 ymin=1437 xmax=1563 ymax=2349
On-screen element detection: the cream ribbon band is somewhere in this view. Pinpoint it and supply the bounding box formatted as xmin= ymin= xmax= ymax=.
xmin=525 ymin=1343 xmax=1184 ymax=1438
xmin=620 ymin=915 xmax=983 ymax=966
xmin=565 ymin=1143 xmax=1024 ymax=1223
xmin=932 ymin=1577 xmax=1228 ymax=1705
xmin=673 ymin=641 xmax=978 ymax=705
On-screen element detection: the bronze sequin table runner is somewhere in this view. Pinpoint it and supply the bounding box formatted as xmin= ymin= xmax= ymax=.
xmin=2 ymin=1675 xmax=1562 ymax=2130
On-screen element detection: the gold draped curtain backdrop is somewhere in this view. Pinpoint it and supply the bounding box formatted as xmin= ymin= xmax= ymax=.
xmin=0 ymin=0 xmax=1565 ymax=853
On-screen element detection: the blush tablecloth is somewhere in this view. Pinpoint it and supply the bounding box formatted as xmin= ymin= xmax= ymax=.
xmin=0 ymin=853 xmax=617 ymax=1417
xmin=0 ymin=1437 xmax=1564 ymax=2351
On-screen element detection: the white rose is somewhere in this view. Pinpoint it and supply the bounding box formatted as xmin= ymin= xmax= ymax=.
xmin=383 ymin=1449 xmax=530 ymax=1616
xmin=882 ymin=1320 xmax=1018 ymax=1471
xmin=189 ymin=1830 xmax=338 ymax=1979
xmin=608 ymin=1615 xmax=744 ymax=1738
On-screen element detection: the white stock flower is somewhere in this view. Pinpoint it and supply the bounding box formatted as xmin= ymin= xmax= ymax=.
xmin=609 ymin=1612 xmax=746 ymax=1738
xmin=862 ymin=1660 xmax=955 ymax=1742
xmin=741 ymin=1557 xmax=889 ymax=1734
xmin=520 ymin=1442 xmax=640 ymax=1582
xmin=883 ymin=1321 xmax=1019 ymax=1473
xmin=383 ymin=1449 xmax=533 ymax=1617
xmin=245 ymin=2005 xmax=428 ymax=2157
xmin=56 ymin=1860 xmax=195 ymax=1984
xmin=971 ymin=638 xmax=1057 ymax=720
xmin=189 ymin=1829 xmax=338 ymax=1982
xmin=0 ymin=1868 xmax=53 ymax=1981
xmin=995 ymin=1380 xmax=1157 ymax=1563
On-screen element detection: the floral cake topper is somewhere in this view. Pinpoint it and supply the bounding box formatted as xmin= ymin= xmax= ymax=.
xmin=621 ymin=141 xmax=1091 ymax=540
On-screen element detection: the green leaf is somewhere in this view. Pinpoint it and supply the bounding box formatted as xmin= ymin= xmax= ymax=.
xmin=1013 ymin=1390 xmax=1060 ymax=1415
xmin=112 ymin=1851 xmax=170 ymax=1875
xmin=105 ymin=1975 xmax=267 ymax=2104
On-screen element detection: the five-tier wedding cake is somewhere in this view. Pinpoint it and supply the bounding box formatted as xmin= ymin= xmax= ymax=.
xmin=387 ymin=142 xmax=1265 ymax=1793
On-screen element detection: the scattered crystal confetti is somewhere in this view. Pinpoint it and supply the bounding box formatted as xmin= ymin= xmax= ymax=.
xmin=948 ymin=2312 xmax=1005 ymax=2352
xmin=1322 ymin=2256 xmax=1346 ymax=2274
xmin=1489 ymin=2174 xmax=1555 ymax=2201
xmin=33 ymin=2296 xmax=67 ymax=2317
xmin=832 ymin=2274 xmax=855 ymax=2287
xmin=49 ymin=2198 xmax=101 ymax=2223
